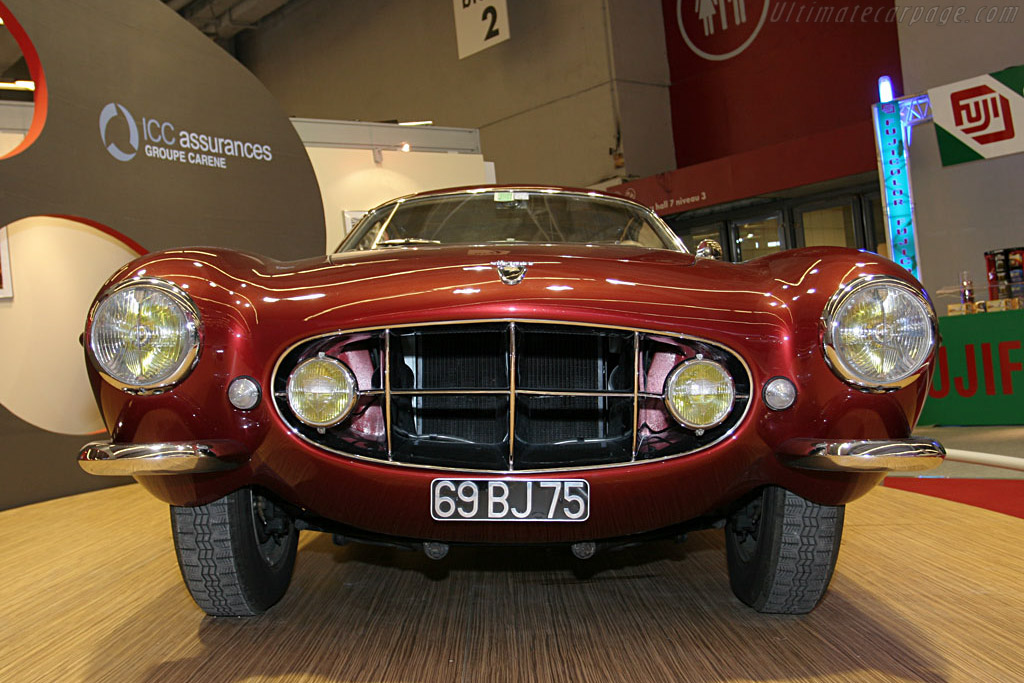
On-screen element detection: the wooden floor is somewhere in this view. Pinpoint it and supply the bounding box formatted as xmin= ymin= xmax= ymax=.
xmin=1 ymin=485 xmax=1022 ymax=683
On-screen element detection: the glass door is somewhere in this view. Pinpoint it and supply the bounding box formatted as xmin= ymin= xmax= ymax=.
xmin=794 ymin=200 xmax=859 ymax=249
xmin=730 ymin=214 xmax=784 ymax=261
xmin=862 ymin=193 xmax=890 ymax=259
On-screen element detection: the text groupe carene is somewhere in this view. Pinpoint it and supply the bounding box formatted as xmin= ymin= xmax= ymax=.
xmin=145 ymin=145 xmax=230 ymax=168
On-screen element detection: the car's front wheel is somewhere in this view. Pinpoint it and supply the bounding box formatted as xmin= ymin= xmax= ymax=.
xmin=170 ymin=488 xmax=298 ymax=616
xmin=725 ymin=485 xmax=844 ymax=614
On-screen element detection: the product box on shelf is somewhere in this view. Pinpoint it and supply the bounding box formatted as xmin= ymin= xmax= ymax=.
xmin=947 ymin=298 xmax=1022 ymax=315
xmin=985 ymin=298 xmax=1021 ymax=312
xmin=984 ymin=247 xmax=1024 ymax=299
xmin=1010 ymin=249 xmax=1023 ymax=282
xmin=947 ymin=302 xmax=979 ymax=315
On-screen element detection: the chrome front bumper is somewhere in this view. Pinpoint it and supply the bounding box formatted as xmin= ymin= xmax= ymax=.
xmin=779 ymin=438 xmax=945 ymax=473
xmin=79 ymin=437 xmax=943 ymax=477
xmin=78 ymin=440 xmax=247 ymax=476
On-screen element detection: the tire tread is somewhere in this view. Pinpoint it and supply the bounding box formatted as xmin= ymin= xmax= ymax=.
xmin=726 ymin=486 xmax=845 ymax=614
xmin=760 ymin=491 xmax=843 ymax=613
xmin=170 ymin=491 xmax=296 ymax=617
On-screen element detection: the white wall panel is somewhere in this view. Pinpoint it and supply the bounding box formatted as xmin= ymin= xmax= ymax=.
xmin=0 ymin=131 xmax=23 ymax=157
xmin=896 ymin=0 xmax=1024 ymax=292
xmin=0 ymin=217 xmax=139 ymax=435
xmin=305 ymin=146 xmax=490 ymax=251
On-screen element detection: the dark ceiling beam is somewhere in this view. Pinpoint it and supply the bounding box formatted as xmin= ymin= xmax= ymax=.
xmin=173 ymin=0 xmax=289 ymax=40
xmin=204 ymin=0 xmax=292 ymax=40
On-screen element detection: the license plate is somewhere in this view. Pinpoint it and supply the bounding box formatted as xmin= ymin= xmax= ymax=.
xmin=431 ymin=478 xmax=589 ymax=522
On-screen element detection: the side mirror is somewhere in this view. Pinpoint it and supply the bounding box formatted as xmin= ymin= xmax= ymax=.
xmin=695 ymin=239 xmax=724 ymax=260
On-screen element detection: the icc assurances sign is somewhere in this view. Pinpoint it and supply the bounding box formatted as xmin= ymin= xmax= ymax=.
xmin=929 ymin=65 xmax=1024 ymax=167
xmin=99 ymin=102 xmax=274 ymax=170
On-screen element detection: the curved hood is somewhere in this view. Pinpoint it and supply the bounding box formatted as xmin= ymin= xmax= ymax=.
xmin=103 ymin=244 xmax=918 ymax=352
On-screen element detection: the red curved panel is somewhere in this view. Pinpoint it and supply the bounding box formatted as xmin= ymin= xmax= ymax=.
xmin=49 ymin=214 xmax=147 ymax=255
xmin=0 ymin=1 xmax=47 ymax=160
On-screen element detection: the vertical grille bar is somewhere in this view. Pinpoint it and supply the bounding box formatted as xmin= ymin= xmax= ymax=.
xmin=632 ymin=331 xmax=640 ymax=460
xmin=384 ymin=330 xmax=393 ymax=460
xmin=508 ymin=322 xmax=517 ymax=469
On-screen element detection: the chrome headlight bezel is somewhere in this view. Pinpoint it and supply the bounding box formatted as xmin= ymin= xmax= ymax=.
xmin=821 ymin=275 xmax=938 ymax=392
xmin=86 ymin=277 xmax=202 ymax=394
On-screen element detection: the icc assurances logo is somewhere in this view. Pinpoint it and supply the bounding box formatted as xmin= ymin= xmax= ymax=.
xmin=676 ymin=0 xmax=770 ymax=61
xmin=97 ymin=101 xmax=274 ymax=169
xmin=99 ymin=103 xmax=139 ymax=162
xmin=950 ymin=85 xmax=1016 ymax=145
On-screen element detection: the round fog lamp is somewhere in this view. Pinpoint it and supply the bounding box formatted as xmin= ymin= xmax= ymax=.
xmin=664 ymin=359 xmax=735 ymax=429
xmin=287 ymin=356 xmax=357 ymax=428
xmin=763 ymin=377 xmax=796 ymax=411
xmin=228 ymin=376 xmax=261 ymax=410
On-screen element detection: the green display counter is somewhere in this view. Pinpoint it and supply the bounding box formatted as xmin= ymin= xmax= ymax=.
xmin=920 ymin=309 xmax=1024 ymax=426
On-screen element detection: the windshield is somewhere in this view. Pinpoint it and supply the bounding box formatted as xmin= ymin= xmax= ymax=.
xmin=337 ymin=189 xmax=685 ymax=253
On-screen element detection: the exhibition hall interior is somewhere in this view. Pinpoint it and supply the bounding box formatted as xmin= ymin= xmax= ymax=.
xmin=0 ymin=0 xmax=1021 ymax=681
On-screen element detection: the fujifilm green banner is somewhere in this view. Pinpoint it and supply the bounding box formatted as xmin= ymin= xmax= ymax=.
xmin=929 ymin=65 xmax=1024 ymax=167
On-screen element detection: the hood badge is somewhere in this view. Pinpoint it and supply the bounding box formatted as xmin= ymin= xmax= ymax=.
xmin=491 ymin=260 xmax=532 ymax=286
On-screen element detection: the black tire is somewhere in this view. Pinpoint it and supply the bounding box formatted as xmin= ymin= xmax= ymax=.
xmin=170 ymin=488 xmax=299 ymax=617
xmin=725 ymin=485 xmax=844 ymax=614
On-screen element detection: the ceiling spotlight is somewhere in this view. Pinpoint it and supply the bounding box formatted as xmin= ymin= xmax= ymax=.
xmin=400 ymin=142 xmax=411 ymax=152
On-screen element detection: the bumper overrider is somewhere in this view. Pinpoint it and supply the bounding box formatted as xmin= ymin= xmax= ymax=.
xmin=78 ymin=440 xmax=247 ymax=476
xmin=778 ymin=437 xmax=944 ymax=472
xmin=78 ymin=437 xmax=944 ymax=476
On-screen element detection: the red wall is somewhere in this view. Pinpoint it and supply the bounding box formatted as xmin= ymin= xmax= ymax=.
xmin=665 ymin=0 xmax=903 ymax=166
xmin=613 ymin=0 xmax=903 ymax=212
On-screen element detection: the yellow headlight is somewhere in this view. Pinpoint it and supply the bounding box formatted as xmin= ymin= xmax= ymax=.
xmin=664 ymin=359 xmax=735 ymax=429
xmin=286 ymin=356 xmax=357 ymax=428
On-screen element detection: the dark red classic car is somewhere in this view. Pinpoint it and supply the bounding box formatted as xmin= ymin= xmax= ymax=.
xmin=80 ymin=187 xmax=943 ymax=616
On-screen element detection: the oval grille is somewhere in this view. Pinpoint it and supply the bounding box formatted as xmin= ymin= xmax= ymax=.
xmin=272 ymin=322 xmax=751 ymax=472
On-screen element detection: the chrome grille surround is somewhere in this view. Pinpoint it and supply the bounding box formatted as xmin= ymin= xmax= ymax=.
xmin=272 ymin=320 xmax=753 ymax=473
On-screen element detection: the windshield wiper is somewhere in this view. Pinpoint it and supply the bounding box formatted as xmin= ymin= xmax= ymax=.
xmin=377 ymin=238 xmax=442 ymax=247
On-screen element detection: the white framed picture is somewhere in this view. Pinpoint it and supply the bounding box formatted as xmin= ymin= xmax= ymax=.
xmin=342 ymin=210 xmax=368 ymax=236
xmin=0 ymin=225 xmax=12 ymax=299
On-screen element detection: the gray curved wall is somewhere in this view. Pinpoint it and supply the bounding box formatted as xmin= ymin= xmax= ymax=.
xmin=0 ymin=0 xmax=325 ymax=509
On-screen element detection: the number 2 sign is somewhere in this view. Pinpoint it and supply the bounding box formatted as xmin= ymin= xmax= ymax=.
xmin=453 ymin=0 xmax=510 ymax=60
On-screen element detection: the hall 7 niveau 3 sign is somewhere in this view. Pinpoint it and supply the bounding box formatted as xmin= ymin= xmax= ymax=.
xmin=929 ymin=65 xmax=1024 ymax=167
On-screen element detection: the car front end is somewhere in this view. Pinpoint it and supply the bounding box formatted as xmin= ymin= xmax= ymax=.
xmin=79 ymin=188 xmax=943 ymax=615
